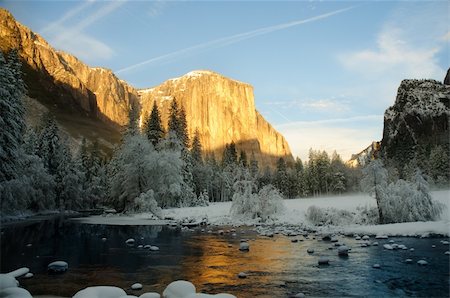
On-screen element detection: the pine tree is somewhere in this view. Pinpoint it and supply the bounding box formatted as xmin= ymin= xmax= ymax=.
xmin=178 ymin=106 xmax=189 ymax=148
xmin=0 ymin=50 xmax=26 ymax=182
xmin=249 ymin=152 xmax=259 ymax=178
xmin=126 ymin=101 xmax=140 ymax=136
xmin=144 ymin=101 xmax=165 ymax=147
xmin=239 ymin=150 xmax=248 ymax=167
xmin=191 ymin=128 xmax=202 ymax=163
xmin=37 ymin=113 xmax=62 ymax=176
xmin=168 ymin=99 xmax=180 ymax=136
xmin=222 ymin=142 xmax=238 ymax=167
xmin=275 ymin=157 xmax=289 ymax=197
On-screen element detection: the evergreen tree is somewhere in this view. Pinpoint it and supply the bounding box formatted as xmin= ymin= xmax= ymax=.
xmin=222 ymin=142 xmax=238 ymax=167
xmin=178 ymin=106 xmax=189 ymax=148
xmin=37 ymin=113 xmax=62 ymax=176
xmin=168 ymin=99 xmax=180 ymax=136
xmin=126 ymin=101 xmax=140 ymax=136
xmin=239 ymin=150 xmax=248 ymax=167
xmin=275 ymin=157 xmax=289 ymax=197
xmin=0 ymin=50 xmax=26 ymax=182
xmin=144 ymin=101 xmax=165 ymax=147
xmin=191 ymin=128 xmax=202 ymax=163
xmin=249 ymin=152 xmax=259 ymax=178
xmin=429 ymin=145 xmax=449 ymax=184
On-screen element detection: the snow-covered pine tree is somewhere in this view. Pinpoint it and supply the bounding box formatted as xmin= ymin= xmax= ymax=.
xmin=275 ymin=157 xmax=289 ymax=197
xmin=168 ymin=99 xmax=180 ymax=138
xmin=222 ymin=142 xmax=238 ymax=168
xmin=0 ymin=50 xmax=26 ymax=182
xmin=144 ymin=101 xmax=165 ymax=147
xmin=249 ymin=152 xmax=259 ymax=179
xmin=191 ymin=128 xmax=202 ymax=164
xmin=178 ymin=106 xmax=190 ymax=149
xmin=37 ymin=113 xmax=62 ymax=176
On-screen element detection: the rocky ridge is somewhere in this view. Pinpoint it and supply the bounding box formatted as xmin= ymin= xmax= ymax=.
xmin=0 ymin=8 xmax=292 ymax=165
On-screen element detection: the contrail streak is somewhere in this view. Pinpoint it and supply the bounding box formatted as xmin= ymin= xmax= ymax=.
xmin=115 ymin=6 xmax=353 ymax=74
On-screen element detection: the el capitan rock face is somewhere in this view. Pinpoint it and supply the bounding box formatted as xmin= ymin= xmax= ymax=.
xmin=139 ymin=71 xmax=292 ymax=164
xmin=0 ymin=8 xmax=292 ymax=165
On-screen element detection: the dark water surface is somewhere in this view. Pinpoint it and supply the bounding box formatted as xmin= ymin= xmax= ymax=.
xmin=1 ymin=217 xmax=449 ymax=297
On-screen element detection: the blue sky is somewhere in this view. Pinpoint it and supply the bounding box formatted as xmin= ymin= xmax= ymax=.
xmin=3 ymin=0 xmax=449 ymax=161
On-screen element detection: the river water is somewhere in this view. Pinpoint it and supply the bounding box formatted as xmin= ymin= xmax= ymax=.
xmin=1 ymin=217 xmax=449 ymax=297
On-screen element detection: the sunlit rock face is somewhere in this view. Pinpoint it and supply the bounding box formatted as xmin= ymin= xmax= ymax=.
xmin=0 ymin=8 xmax=135 ymax=126
xmin=139 ymin=70 xmax=293 ymax=165
xmin=0 ymin=8 xmax=292 ymax=166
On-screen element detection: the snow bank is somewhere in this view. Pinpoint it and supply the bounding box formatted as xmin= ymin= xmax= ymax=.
xmin=71 ymin=216 xmax=168 ymax=226
xmin=74 ymin=190 xmax=449 ymax=236
xmin=73 ymin=286 xmax=127 ymax=298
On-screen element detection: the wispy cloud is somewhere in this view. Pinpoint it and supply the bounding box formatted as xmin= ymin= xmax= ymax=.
xmin=269 ymin=97 xmax=350 ymax=113
xmin=116 ymin=6 xmax=353 ymax=74
xmin=40 ymin=1 xmax=94 ymax=34
xmin=42 ymin=1 xmax=124 ymax=61
xmin=50 ymin=26 xmax=114 ymax=61
xmin=338 ymin=2 xmax=447 ymax=109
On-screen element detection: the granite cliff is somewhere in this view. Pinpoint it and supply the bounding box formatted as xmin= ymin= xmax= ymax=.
xmin=138 ymin=70 xmax=292 ymax=164
xmin=381 ymin=79 xmax=449 ymax=169
xmin=0 ymin=8 xmax=292 ymax=165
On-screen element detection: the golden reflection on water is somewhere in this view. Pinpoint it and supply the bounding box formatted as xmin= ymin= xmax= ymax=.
xmin=180 ymin=231 xmax=303 ymax=297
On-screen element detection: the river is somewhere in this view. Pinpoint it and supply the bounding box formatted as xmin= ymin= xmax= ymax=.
xmin=1 ymin=217 xmax=449 ymax=297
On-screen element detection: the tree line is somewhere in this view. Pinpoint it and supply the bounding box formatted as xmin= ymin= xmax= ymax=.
xmin=0 ymin=50 xmax=368 ymax=217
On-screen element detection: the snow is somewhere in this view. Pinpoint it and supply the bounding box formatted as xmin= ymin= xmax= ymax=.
xmin=73 ymin=286 xmax=127 ymax=298
xmin=139 ymin=293 xmax=160 ymax=298
xmin=74 ymin=190 xmax=449 ymax=236
xmin=131 ymin=283 xmax=142 ymax=290
xmin=47 ymin=261 xmax=68 ymax=273
xmin=7 ymin=267 xmax=29 ymax=278
xmin=0 ymin=274 xmax=18 ymax=289
xmin=0 ymin=287 xmax=32 ymax=298
xmin=162 ymin=280 xmax=196 ymax=298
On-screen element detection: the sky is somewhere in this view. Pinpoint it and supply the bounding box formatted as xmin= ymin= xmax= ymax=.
xmin=3 ymin=0 xmax=449 ymax=161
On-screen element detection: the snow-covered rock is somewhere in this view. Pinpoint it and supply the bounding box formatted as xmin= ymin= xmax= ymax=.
xmin=185 ymin=294 xmax=237 ymax=298
xmin=417 ymin=260 xmax=428 ymax=266
xmin=445 ymin=251 xmax=450 ymax=255
xmin=239 ymin=242 xmax=249 ymax=251
xmin=237 ymin=272 xmax=247 ymax=279
xmin=0 ymin=274 xmax=18 ymax=290
xmin=126 ymin=238 xmax=135 ymax=245
xmin=23 ymin=273 xmax=33 ymax=279
xmin=131 ymin=283 xmax=143 ymax=290
xmin=162 ymin=280 xmax=196 ymax=298
xmin=73 ymin=286 xmax=127 ymax=298
xmin=139 ymin=293 xmax=160 ymax=298
xmin=318 ymin=257 xmax=329 ymax=265
xmin=372 ymin=264 xmax=381 ymax=269
xmin=47 ymin=261 xmax=68 ymax=273
xmin=410 ymin=248 xmax=415 ymax=252
xmin=6 ymin=268 xmax=29 ymax=278
xmin=150 ymin=246 xmax=159 ymax=251
xmin=405 ymin=259 xmax=413 ymax=264
xmin=372 ymin=242 xmax=379 ymax=246
xmin=338 ymin=246 xmax=349 ymax=256
xmin=0 ymin=287 xmax=32 ymax=298
xmin=362 ymin=235 xmax=370 ymax=240
xmin=383 ymin=244 xmax=393 ymax=250
xmin=307 ymin=248 xmax=314 ymax=254
xmin=375 ymin=235 xmax=388 ymax=239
